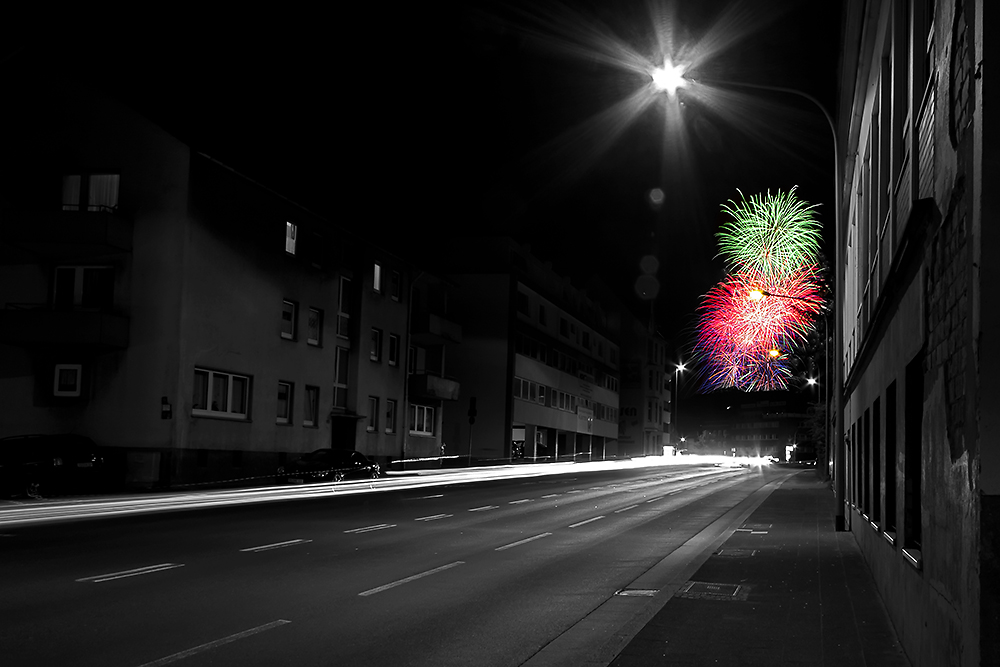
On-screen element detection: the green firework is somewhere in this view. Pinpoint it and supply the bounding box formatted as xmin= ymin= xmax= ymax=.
xmin=717 ymin=187 xmax=822 ymax=282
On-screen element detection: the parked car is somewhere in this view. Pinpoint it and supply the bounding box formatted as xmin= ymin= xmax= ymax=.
xmin=0 ymin=434 xmax=107 ymax=498
xmin=278 ymin=449 xmax=381 ymax=484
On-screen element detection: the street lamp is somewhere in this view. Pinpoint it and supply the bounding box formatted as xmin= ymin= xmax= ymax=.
xmin=672 ymin=362 xmax=686 ymax=445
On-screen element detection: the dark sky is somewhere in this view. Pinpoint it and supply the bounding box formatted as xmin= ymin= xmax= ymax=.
xmin=7 ymin=1 xmax=843 ymax=358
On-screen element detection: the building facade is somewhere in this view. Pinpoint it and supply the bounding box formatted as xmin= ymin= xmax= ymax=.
xmin=837 ymin=1 xmax=996 ymax=664
xmin=0 ymin=85 xmax=426 ymax=486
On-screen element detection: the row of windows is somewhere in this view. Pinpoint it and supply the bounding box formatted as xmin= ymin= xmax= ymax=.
xmin=281 ymin=300 xmax=324 ymax=344
xmin=512 ymin=377 xmax=618 ymax=422
xmin=192 ymin=368 xmax=321 ymax=427
xmin=514 ymin=333 xmax=618 ymax=391
xmin=370 ymin=329 xmax=400 ymax=365
xmin=371 ymin=261 xmax=402 ymax=301
xmin=515 ymin=290 xmax=619 ymax=365
xmin=365 ymin=396 xmax=398 ymax=434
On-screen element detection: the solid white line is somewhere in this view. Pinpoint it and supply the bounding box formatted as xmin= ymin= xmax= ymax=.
xmin=135 ymin=619 xmax=290 ymax=667
xmin=77 ymin=563 xmax=184 ymax=583
xmin=415 ymin=514 xmax=452 ymax=521
xmin=541 ymin=494 xmax=561 ymax=499
xmin=345 ymin=524 xmax=390 ymax=533
xmin=496 ymin=533 xmax=552 ymax=551
xmin=358 ymin=561 xmax=464 ymax=597
xmin=468 ymin=505 xmax=499 ymax=512
xmin=614 ymin=504 xmax=640 ymax=514
xmin=509 ymin=499 xmax=532 ymax=504
xmin=240 ymin=539 xmax=312 ymax=553
xmin=569 ymin=516 xmax=605 ymax=528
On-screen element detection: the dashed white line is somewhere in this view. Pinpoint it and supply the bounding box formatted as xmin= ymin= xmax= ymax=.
xmin=496 ymin=533 xmax=552 ymax=551
xmin=509 ymin=499 xmax=532 ymax=504
xmin=415 ymin=514 xmax=453 ymax=522
xmin=240 ymin=539 xmax=312 ymax=553
xmin=667 ymin=490 xmax=682 ymax=495
xmin=345 ymin=524 xmax=396 ymax=534
xmin=614 ymin=504 xmax=640 ymax=514
xmin=645 ymin=496 xmax=665 ymax=503
xmin=569 ymin=516 xmax=605 ymax=528
xmin=358 ymin=561 xmax=465 ymax=597
xmin=567 ymin=490 xmax=584 ymax=494
xmin=541 ymin=493 xmax=561 ymax=499
xmin=77 ymin=563 xmax=185 ymax=583
xmin=589 ymin=486 xmax=605 ymax=490
xmin=419 ymin=494 xmax=444 ymax=499
xmin=469 ymin=505 xmax=499 ymax=512
xmin=135 ymin=620 xmax=290 ymax=667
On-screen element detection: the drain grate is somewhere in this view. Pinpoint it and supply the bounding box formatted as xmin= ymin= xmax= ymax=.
xmin=714 ymin=548 xmax=757 ymax=558
xmin=677 ymin=581 xmax=750 ymax=601
xmin=615 ymin=588 xmax=658 ymax=597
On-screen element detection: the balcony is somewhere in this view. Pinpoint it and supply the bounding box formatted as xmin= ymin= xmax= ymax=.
xmin=411 ymin=312 xmax=462 ymax=345
xmin=408 ymin=372 xmax=460 ymax=401
xmin=1 ymin=210 xmax=132 ymax=260
xmin=0 ymin=306 xmax=129 ymax=349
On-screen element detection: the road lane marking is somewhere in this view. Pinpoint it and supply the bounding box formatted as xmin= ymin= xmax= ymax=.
xmin=240 ymin=539 xmax=312 ymax=553
xmin=614 ymin=504 xmax=640 ymax=514
xmin=345 ymin=524 xmax=395 ymax=534
xmin=415 ymin=514 xmax=453 ymax=521
xmin=589 ymin=486 xmax=604 ymax=490
xmin=667 ymin=490 xmax=682 ymax=495
xmin=496 ymin=533 xmax=552 ymax=551
xmin=569 ymin=516 xmax=605 ymax=528
xmin=567 ymin=490 xmax=584 ymax=494
xmin=77 ymin=563 xmax=184 ymax=583
xmin=469 ymin=505 xmax=499 ymax=512
xmin=646 ymin=496 xmax=665 ymax=503
xmin=509 ymin=499 xmax=532 ymax=504
xmin=420 ymin=494 xmax=444 ymax=499
xmin=358 ymin=561 xmax=465 ymax=597
xmin=135 ymin=619 xmax=290 ymax=667
xmin=541 ymin=494 xmax=561 ymax=499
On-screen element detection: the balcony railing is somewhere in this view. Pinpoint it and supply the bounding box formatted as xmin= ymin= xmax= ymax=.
xmin=1 ymin=209 xmax=132 ymax=259
xmin=0 ymin=304 xmax=129 ymax=349
xmin=408 ymin=372 xmax=460 ymax=401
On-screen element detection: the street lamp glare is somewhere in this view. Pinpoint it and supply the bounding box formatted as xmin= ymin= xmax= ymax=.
xmin=650 ymin=61 xmax=687 ymax=95
xmin=806 ymin=377 xmax=818 ymax=386
xmin=676 ymin=362 xmax=686 ymax=372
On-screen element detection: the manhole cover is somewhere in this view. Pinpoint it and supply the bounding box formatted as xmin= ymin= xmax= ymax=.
xmin=677 ymin=581 xmax=750 ymax=601
xmin=615 ymin=588 xmax=658 ymax=597
xmin=714 ymin=548 xmax=757 ymax=558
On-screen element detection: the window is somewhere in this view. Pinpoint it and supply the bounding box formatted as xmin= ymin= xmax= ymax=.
xmin=333 ymin=347 xmax=349 ymax=409
xmin=54 ymin=266 xmax=114 ymax=309
xmin=903 ymin=352 xmax=924 ymax=552
xmin=388 ymin=334 xmax=400 ymax=366
xmin=386 ymin=399 xmax=397 ymax=434
xmin=303 ymin=386 xmax=319 ymax=427
xmin=193 ymin=368 xmax=250 ymax=419
xmin=410 ymin=404 xmax=435 ymax=435
xmin=307 ymin=308 xmax=323 ymax=346
xmin=277 ymin=382 xmax=293 ymax=424
xmin=62 ymin=173 xmax=119 ymax=212
xmin=408 ymin=345 xmax=417 ymax=374
xmin=367 ymin=396 xmax=379 ymax=431
xmin=285 ymin=222 xmax=297 ymax=254
xmin=872 ymin=397 xmax=881 ymax=524
xmin=885 ymin=381 xmax=897 ymax=534
xmin=373 ymin=262 xmax=383 ymax=293
xmin=281 ymin=300 xmax=297 ymax=340
xmin=370 ymin=328 xmax=382 ymax=362
xmin=337 ymin=277 xmax=352 ymax=338
xmin=53 ymin=364 xmax=82 ymax=397
xmin=391 ymin=271 xmax=401 ymax=301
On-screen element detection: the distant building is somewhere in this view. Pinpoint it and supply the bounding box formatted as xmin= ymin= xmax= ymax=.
xmin=617 ymin=313 xmax=672 ymax=457
xmin=0 ymin=84 xmax=430 ymax=487
xmin=838 ymin=1 xmax=997 ymax=664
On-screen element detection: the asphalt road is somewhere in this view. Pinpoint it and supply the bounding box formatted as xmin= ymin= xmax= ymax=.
xmin=0 ymin=462 xmax=791 ymax=667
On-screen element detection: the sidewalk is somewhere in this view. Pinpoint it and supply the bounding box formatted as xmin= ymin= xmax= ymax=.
xmin=609 ymin=470 xmax=910 ymax=667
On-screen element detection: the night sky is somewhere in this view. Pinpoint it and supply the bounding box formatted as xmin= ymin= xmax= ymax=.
xmin=7 ymin=0 xmax=843 ymax=367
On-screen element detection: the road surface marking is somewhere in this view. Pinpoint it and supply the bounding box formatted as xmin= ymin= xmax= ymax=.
xmin=496 ymin=533 xmax=552 ymax=551
xmin=569 ymin=516 xmax=605 ymax=528
xmin=240 ymin=539 xmax=312 ymax=553
xmin=415 ymin=514 xmax=453 ymax=521
xmin=469 ymin=505 xmax=499 ymax=512
xmin=567 ymin=490 xmax=584 ymax=494
xmin=614 ymin=504 xmax=639 ymax=514
xmin=77 ymin=563 xmax=184 ymax=583
xmin=509 ymin=499 xmax=532 ymax=504
xmin=345 ymin=524 xmax=395 ymax=534
xmin=667 ymin=490 xmax=682 ymax=495
xmin=135 ymin=619 xmax=290 ymax=667
xmin=358 ymin=561 xmax=464 ymax=597
xmin=589 ymin=486 xmax=604 ymax=490
xmin=420 ymin=494 xmax=444 ymax=499
xmin=646 ymin=496 xmax=665 ymax=503
xmin=541 ymin=494 xmax=561 ymax=499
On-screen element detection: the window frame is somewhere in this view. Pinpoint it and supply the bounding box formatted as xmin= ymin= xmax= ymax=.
xmin=281 ymin=300 xmax=297 ymax=340
xmin=303 ymin=385 xmax=319 ymax=427
xmin=388 ymin=333 xmax=400 ymax=367
xmin=337 ymin=277 xmax=352 ymax=338
xmin=390 ymin=271 xmax=401 ymax=301
xmin=386 ymin=398 xmax=397 ymax=434
xmin=370 ymin=328 xmax=383 ymax=362
xmin=367 ymin=396 xmax=379 ymax=432
xmin=285 ymin=221 xmax=297 ymax=255
xmin=409 ymin=404 xmax=435 ymax=436
xmin=277 ymin=381 xmax=293 ymax=425
xmin=373 ymin=262 xmax=382 ymax=294
xmin=53 ymin=363 xmax=82 ymax=397
xmin=192 ymin=368 xmax=251 ymax=420
xmin=307 ymin=307 xmax=323 ymax=346
xmin=333 ymin=347 xmax=349 ymax=409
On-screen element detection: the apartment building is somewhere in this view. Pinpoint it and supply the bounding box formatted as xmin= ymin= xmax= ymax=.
xmin=0 ymin=83 xmax=418 ymax=486
xmin=617 ymin=314 xmax=672 ymax=457
xmin=428 ymin=239 xmax=621 ymax=463
xmin=838 ymin=1 xmax=996 ymax=664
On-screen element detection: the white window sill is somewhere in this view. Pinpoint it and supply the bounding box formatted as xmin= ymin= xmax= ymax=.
xmin=883 ymin=531 xmax=896 ymax=546
xmin=192 ymin=409 xmax=248 ymax=421
xmin=902 ymin=548 xmax=922 ymax=570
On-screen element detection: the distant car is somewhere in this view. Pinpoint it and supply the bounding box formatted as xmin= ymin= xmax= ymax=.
xmin=278 ymin=449 xmax=381 ymax=484
xmin=0 ymin=434 xmax=107 ymax=498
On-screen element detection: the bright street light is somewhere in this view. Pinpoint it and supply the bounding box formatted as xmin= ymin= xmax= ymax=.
xmin=650 ymin=61 xmax=687 ymax=95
